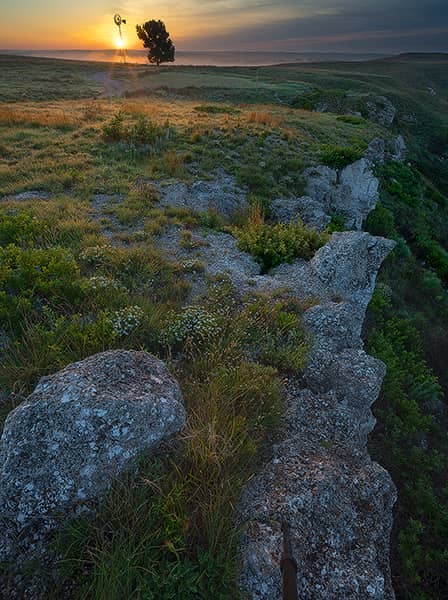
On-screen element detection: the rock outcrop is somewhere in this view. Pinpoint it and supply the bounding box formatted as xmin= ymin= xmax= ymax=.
xmin=238 ymin=233 xmax=397 ymax=599
xmin=271 ymin=135 xmax=405 ymax=232
xmin=304 ymin=159 xmax=379 ymax=230
xmin=366 ymin=96 xmax=396 ymax=127
xmin=270 ymin=195 xmax=331 ymax=230
xmin=0 ymin=350 xmax=185 ymax=583
xmin=157 ymin=170 xmax=248 ymax=218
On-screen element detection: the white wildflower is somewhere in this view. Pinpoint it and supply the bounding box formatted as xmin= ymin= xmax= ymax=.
xmin=110 ymin=306 xmax=144 ymax=337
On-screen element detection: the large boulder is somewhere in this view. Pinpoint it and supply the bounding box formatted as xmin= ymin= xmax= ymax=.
xmin=0 ymin=350 xmax=185 ymax=570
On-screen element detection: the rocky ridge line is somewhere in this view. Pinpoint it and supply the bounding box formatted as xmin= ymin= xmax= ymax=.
xmin=150 ymin=138 xmax=402 ymax=598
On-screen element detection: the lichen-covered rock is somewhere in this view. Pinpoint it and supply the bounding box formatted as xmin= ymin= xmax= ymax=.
xmin=239 ymin=383 xmax=396 ymax=599
xmin=270 ymin=196 xmax=331 ymax=230
xmin=304 ymin=160 xmax=380 ymax=230
xmin=364 ymin=138 xmax=386 ymax=165
xmin=0 ymin=350 xmax=185 ymax=570
xmin=238 ymin=231 xmax=397 ymax=599
xmin=304 ymin=164 xmax=337 ymax=208
xmin=387 ymin=135 xmax=407 ymax=162
xmin=270 ymin=232 xmax=395 ymax=308
xmin=156 ymin=226 xmax=260 ymax=297
xmin=366 ymin=96 xmax=396 ymax=127
xmin=157 ymin=170 xmax=247 ymax=218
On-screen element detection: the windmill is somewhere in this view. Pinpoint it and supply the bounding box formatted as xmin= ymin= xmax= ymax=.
xmin=114 ymin=14 xmax=127 ymax=62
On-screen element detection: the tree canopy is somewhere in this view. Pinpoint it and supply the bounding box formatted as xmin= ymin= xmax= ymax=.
xmin=136 ymin=20 xmax=175 ymax=66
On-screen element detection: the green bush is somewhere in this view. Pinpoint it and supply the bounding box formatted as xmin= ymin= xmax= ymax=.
xmin=415 ymin=235 xmax=448 ymax=281
xmin=236 ymin=165 xmax=272 ymax=194
xmin=102 ymin=111 xmax=125 ymax=142
xmin=378 ymin=162 xmax=424 ymax=206
xmin=130 ymin=115 xmax=163 ymax=145
xmin=102 ymin=112 xmax=163 ymax=146
xmin=367 ymin=313 xmax=448 ymax=598
xmin=235 ymin=219 xmax=329 ymax=271
xmin=365 ymin=202 xmax=397 ymax=239
xmin=319 ymin=144 xmax=364 ymax=170
xmin=0 ymin=212 xmax=47 ymax=247
xmin=326 ymin=214 xmax=346 ymax=233
xmin=0 ymin=245 xmax=85 ymax=329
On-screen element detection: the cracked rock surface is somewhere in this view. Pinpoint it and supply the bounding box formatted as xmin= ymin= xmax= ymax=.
xmin=0 ymin=350 xmax=185 ymax=575
xmin=238 ymin=233 xmax=397 ymax=599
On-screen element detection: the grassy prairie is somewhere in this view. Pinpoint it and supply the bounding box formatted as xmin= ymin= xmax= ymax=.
xmin=1 ymin=53 xmax=448 ymax=599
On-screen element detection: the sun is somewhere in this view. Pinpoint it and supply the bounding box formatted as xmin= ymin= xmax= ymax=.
xmin=115 ymin=36 xmax=124 ymax=49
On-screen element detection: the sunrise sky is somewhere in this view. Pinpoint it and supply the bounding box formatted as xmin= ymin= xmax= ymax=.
xmin=1 ymin=0 xmax=448 ymax=53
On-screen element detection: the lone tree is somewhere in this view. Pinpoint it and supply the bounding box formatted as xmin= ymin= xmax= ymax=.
xmin=136 ymin=20 xmax=175 ymax=66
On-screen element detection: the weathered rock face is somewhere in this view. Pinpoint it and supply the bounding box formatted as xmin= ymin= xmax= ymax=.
xmin=270 ymin=195 xmax=331 ymax=230
xmin=0 ymin=350 xmax=185 ymax=570
xmin=239 ymin=385 xmax=396 ymax=600
xmin=157 ymin=170 xmax=248 ymax=218
xmin=366 ymin=96 xmax=396 ymax=127
xmin=304 ymin=159 xmax=379 ymax=230
xmin=271 ymin=136 xmax=405 ymax=231
xmin=270 ymin=232 xmax=395 ymax=307
xmin=238 ymin=232 xmax=397 ymax=599
xmin=387 ymin=135 xmax=407 ymax=162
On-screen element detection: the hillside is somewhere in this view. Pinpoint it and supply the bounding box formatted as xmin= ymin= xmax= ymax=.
xmin=0 ymin=54 xmax=447 ymax=599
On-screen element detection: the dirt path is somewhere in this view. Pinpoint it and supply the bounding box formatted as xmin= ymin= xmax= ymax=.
xmin=89 ymin=72 xmax=128 ymax=98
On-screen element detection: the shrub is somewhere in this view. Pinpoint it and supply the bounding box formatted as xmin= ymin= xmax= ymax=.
xmin=415 ymin=235 xmax=448 ymax=281
xmin=102 ymin=112 xmax=163 ymax=146
xmin=378 ymin=162 xmax=424 ymax=206
xmin=319 ymin=144 xmax=364 ymax=170
xmin=130 ymin=115 xmax=162 ymax=145
xmin=102 ymin=112 xmax=125 ymax=142
xmin=0 ymin=245 xmax=85 ymax=329
xmin=110 ymin=306 xmax=145 ymax=337
xmin=163 ymin=306 xmax=221 ymax=351
xmin=235 ymin=219 xmax=329 ymax=272
xmin=236 ymin=165 xmax=272 ymax=194
xmin=365 ymin=202 xmax=397 ymax=239
xmin=0 ymin=212 xmax=47 ymax=247
xmin=326 ymin=214 xmax=346 ymax=233
xmin=366 ymin=313 xmax=448 ymax=597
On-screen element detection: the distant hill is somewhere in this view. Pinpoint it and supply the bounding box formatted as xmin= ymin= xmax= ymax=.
xmin=376 ymin=52 xmax=448 ymax=62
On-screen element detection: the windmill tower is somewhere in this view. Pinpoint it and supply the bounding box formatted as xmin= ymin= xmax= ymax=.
xmin=114 ymin=14 xmax=127 ymax=63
